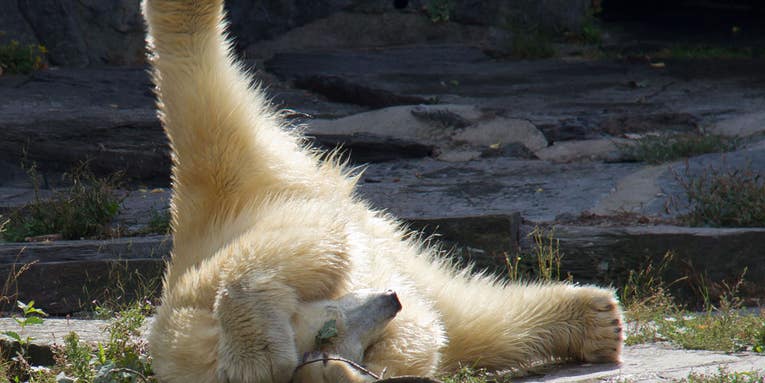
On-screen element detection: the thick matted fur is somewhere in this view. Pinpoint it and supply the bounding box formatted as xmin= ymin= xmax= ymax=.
xmin=141 ymin=1 xmax=624 ymax=382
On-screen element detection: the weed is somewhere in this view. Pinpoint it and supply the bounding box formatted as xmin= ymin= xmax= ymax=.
xmin=623 ymin=133 xmax=736 ymax=164
xmin=424 ymin=0 xmax=455 ymax=23
xmin=2 ymin=163 xmax=123 ymax=242
xmin=57 ymin=333 xmax=95 ymax=382
xmin=529 ymin=227 xmax=566 ymax=281
xmin=5 ymin=302 xmax=158 ymax=383
xmin=2 ymin=300 xmax=48 ymax=382
xmin=145 ymin=210 xmax=170 ymax=235
xmin=621 ymin=252 xmax=679 ymax=345
xmin=675 ymin=164 xmax=765 ymax=227
xmin=680 ymin=367 xmax=763 ymax=383
xmin=86 ymin=261 xmax=163 ymax=318
xmin=505 ymin=227 xmax=570 ymax=283
xmin=621 ymin=253 xmax=765 ymax=352
xmin=2 ymin=301 xmax=48 ymax=348
xmin=565 ymin=16 xmax=603 ymax=45
xmin=0 ymin=40 xmax=46 ymax=75
xmin=441 ymin=366 xmax=491 ymax=383
xmin=510 ymin=31 xmax=556 ymax=59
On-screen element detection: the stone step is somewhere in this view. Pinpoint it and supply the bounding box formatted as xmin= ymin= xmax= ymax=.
xmin=3 ymin=219 xmax=765 ymax=314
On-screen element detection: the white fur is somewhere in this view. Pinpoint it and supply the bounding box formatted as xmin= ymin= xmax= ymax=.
xmin=141 ymin=1 xmax=624 ymax=382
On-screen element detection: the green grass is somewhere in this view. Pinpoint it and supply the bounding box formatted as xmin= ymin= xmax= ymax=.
xmin=621 ymin=253 xmax=765 ymax=352
xmin=3 ymin=302 xmax=155 ymax=383
xmin=424 ymin=0 xmax=455 ymax=23
xmin=676 ymin=164 xmax=765 ymax=227
xmin=623 ymin=133 xmax=737 ymax=164
xmin=504 ymin=227 xmax=571 ymax=283
xmin=680 ymin=367 xmax=763 ymax=383
xmin=146 ymin=209 xmax=170 ymax=235
xmin=2 ymin=164 xmax=123 ymax=242
xmin=441 ymin=366 xmax=510 ymax=383
xmin=0 ymin=38 xmax=46 ymax=75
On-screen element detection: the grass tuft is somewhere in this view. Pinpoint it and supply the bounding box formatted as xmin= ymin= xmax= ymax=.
xmin=675 ymin=164 xmax=765 ymax=227
xmin=146 ymin=209 xmax=170 ymax=235
xmin=680 ymin=367 xmax=764 ymax=383
xmin=505 ymin=227 xmax=571 ymax=283
xmin=0 ymin=39 xmax=47 ymax=75
xmin=621 ymin=253 xmax=765 ymax=353
xmin=623 ymin=133 xmax=737 ymax=164
xmin=4 ymin=302 xmax=156 ymax=383
xmin=2 ymin=163 xmax=123 ymax=242
xmin=424 ymin=0 xmax=455 ymax=23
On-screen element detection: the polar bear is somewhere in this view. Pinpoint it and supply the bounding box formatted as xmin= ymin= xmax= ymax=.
xmin=141 ymin=1 xmax=624 ymax=382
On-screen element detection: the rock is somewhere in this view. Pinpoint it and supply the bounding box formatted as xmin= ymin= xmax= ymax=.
xmin=357 ymin=157 xmax=642 ymax=222
xmin=0 ymin=67 xmax=384 ymax=182
xmin=309 ymin=105 xmax=473 ymax=142
xmin=306 ymin=133 xmax=436 ymax=163
xmin=481 ymin=142 xmax=538 ymax=159
xmin=535 ymin=138 xmax=627 ymax=163
xmin=0 ymin=236 xmax=169 ymax=314
xmin=0 ymin=0 xmax=39 ymax=46
xmin=452 ymin=118 xmax=548 ymax=152
xmin=405 ymin=213 xmax=522 ymax=273
xmin=1 ymin=0 xmax=591 ymax=67
xmin=537 ymin=119 xmax=592 ymax=143
xmin=518 ymin=343 xmax=765 ymax=382
xmin=309 ymin=105 xmax=547 ymax=160
xmin=453 ymin=0 xmax=591 ymax=34
xmin=540 ymin=224 xmax=765 ymax=300
xmin=225 ymin=0 xmax=355 ymax=49
xmin=410 ymin=106 xmax=473 ymax=130
xmin=0 ymin=318 xmax=111 ymax=365
xmin=591 ymin=165 xmax=667 ymax=215
xmin=16 ymin=0 xmax=145 ymax=67
xmin=711 ymin=111 xmax=765 ymax=137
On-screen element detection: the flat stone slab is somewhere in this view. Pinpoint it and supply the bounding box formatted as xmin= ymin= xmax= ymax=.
xmin=358 ymin=157 xmax=642 ymax=222
xmin=519 ymin=343 xmax=765 ymax=382
xmin=2 ymin=318 xmax=764 ymax=382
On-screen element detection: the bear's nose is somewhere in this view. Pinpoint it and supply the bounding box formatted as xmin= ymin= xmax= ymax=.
xmin=385 ymin=290 xmax=402 ymax=313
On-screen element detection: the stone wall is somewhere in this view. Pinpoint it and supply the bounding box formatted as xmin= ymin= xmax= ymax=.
xmin=0 ymin=0 xmax=592 ymax=67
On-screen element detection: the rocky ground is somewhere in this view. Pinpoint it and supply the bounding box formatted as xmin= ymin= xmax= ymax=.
xmin=2 ymin=11 xmax=765 ymax=380
xmin=2 ymin=318 xmax=764 ymax=382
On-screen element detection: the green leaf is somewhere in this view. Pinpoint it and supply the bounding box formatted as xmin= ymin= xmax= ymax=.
xmin=98 ymin=342 xmax=107 ymax=364
xmin=23 ymin=316 xmax=44 ymax=325
xmin=27 ymin=307 xmax=48 ymax=317
xmin=314 ymin=319 xmax=338 ymax=348
xmin=3 ymin=331 xmax=21 ymax=342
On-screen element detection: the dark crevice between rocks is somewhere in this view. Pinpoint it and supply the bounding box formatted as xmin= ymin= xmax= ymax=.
xmin=293 ymin=75 xmax=435 ymax=108
xmin=307 ymin=133 xmax=436 ymax=163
